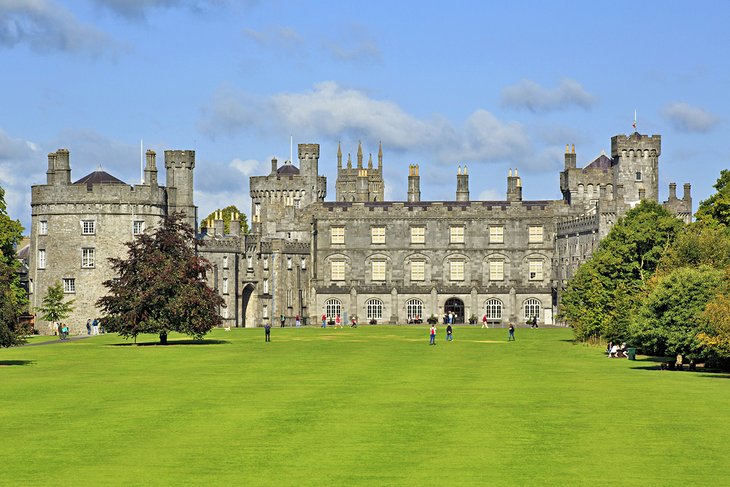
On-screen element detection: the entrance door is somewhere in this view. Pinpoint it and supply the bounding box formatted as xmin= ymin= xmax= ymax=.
xmin=444 ymin=298 xmax=464 ymax=324
xmin=241 ymin=285 xmax=254 ymax=328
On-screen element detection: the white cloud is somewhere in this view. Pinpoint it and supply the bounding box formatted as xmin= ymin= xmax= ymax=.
xmin=199 ymin=81 xmax=532 ymax=165
xmin=662 ymin=102 xmax=720 ymax=133
xmin=90 ymin=0 xmax=232 ymax=19
xmin=0 ymin=0 xmax=118 ymax=56
xmin=501 ymin=79 xmax=596 ymax=113
xmin=0 ymin=128 xmax=44 ymax=231
xmin=321 ymin=23 xmax=381 ymax=63
xmin=230 ymin=158 xmax=259 ymax=176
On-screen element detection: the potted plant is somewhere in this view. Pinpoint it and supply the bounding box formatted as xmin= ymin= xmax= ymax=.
xmin=427 ymin=315 xmax=438 ymax=325
xmin=468 ymin=314 xmax=478 ymax=325
xmin=369 ymin=318 xmax=377 ymax=325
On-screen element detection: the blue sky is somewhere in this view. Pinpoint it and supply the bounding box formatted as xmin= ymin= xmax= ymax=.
xmin=1 ymin=0 xmax=728 ymax=231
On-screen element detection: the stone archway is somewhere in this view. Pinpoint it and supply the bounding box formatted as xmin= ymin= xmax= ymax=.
xmin=241 ymin=284 xmax=256 ymax=328
xmin=444 ymin=297 xmax=464 ymax=324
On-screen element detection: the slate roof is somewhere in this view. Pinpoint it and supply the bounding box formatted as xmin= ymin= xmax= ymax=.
xmin=584 ymin=153 xmax=612 ymax=170
xmin=73 ymin=170 xmax=127 ymax=186
xmin=277 ymin=163 xmax=300 ymax=175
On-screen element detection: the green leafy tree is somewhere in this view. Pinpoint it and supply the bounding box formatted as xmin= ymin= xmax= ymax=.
xmin=203 ymin=205 xmax=248 ymax=235
xmin=657 ymin=222 xmax=730 ymax=273
xmin=698 ymin=290 xmax=730 ymax=368
xmin=37 ymin=282 xmax=75 ymax=327
xmin=630 ymin=266 xmax=724 ymax=356
xmin=695 ymin=170 xmax=730 ymax=226
xmin=0 ymin=185 xmax=26 ymax=347
xmin=97 ymin=213 xmax=224 ymax=344
xmin=559 ymin=201 xmax=684 ymax=342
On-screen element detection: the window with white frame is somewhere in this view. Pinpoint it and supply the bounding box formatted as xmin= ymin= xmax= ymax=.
xmin=635 ymin=171 xmax=642 ymax=181
xmin=63 ymin=278 xmax=75 ymax=293
xmin=450 ymin=226 xmax=465 ymax=244
xmin=366 ymin=298 xmax=383 ymax=320
xmin=223 ymin=255 xmax=229 ymax=268
xmin=331 ymin=226 xmax=345 ymax=244
xmin=406 ymin=299 xmax=423 ymax=320
xmin=325 ymin=298 xmax=342 ymax=319
xmin=489 ymin=260 xmax=504 ymax=280
xmin=450 ymin=260 xmax=465 ymax=281
xmin=489 ymin=226 xmax=504 ymax=244
xmin=331 ymin=261 xmax=345 ymax=281
xmin=133 ymin=220 xmax=144 ymax=235
xmin=263 ymin=304 xmax=268 ymax=318
xmin=222 ymin=277 xmax=228 ymax=294
xmin=38 ymin=249 xmax=46 ymax=269
xmin=294 ymin=199 xmax=301 ymax=209
xmin=485 ymin=298 xmax=503 ymax=320
xmin=39 ymin=220 xmax=48 ymax=235
xmin=371 ymin=260 xmax=386 ymax=281
xmin=528 ymin=225 xmax=544 ymax=243
xmin=287 ymin=256 xmax=292 ymax=269
xmin=410 ymin=226 xmax=425 ymax=244
xmin=263 ymin=278 xmax=269 ymax=294
xmin=82 ymin=220 xmax=96 ymax=235
xmin=529 ymin=260 xmax=543 ymax=280
xmin=523 ymin=298 xmax=541 ymax=321
xmin=410 ymin=261 xmax=425 ymax=281
xmin=371 ymin=226 xmax=386 ymax=244
xmin=263 ymin=256 xmax=269 ymax=270
xmin=81 ymin=248 xmax=95 ymax=268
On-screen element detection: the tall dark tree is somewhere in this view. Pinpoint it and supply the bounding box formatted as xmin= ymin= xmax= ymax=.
xmin=97 ymin=213 xmax=224 ymax=344
xmin=203 ymin=205 xmax=248 ymax=235
xmin=0 ymin=185 xmax=25 ymax=347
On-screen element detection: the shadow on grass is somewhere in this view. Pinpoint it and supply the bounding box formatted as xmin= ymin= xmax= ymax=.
xmin=0 ymin=360 xmax=35 ymax=366
xmin=112 ymin=339 xmax=230 ymax=347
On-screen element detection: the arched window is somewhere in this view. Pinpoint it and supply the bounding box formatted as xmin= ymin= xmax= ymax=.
xmin=484 ymin=298 xmax=503 ymax=320
xmin=366 ymin=298 xmax=383 ymax=320
xmin=523 ymin=298 xmax=541 ymax=322
xmin=325 ymin=298 xmax=342 ymax=319
xmin=406 ymin=299 xmax=423 ymax=321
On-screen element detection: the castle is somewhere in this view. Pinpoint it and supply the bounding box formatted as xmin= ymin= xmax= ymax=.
xmin=28 ymin=132 xmax=692 ymax=333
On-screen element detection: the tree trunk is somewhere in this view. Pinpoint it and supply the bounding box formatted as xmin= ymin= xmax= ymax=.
xmin=159 ymin=331 xmax=168 ymax=345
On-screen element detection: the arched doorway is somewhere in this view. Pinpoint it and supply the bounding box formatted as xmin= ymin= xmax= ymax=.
xmin=444 ymin=297 xmax=464 ymax=324
xmin=241 ymin=284 xmax=255 ymax=328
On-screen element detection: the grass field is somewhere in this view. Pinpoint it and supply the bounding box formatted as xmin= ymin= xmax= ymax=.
xmin=1 ymin=326 xmax=729 ymax=486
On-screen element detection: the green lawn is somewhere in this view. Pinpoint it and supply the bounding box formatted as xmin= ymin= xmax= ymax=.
xmin=1 ymin=326 xmax=728 ymax=486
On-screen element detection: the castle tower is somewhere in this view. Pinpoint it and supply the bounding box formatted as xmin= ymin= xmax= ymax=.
xmin=456 ymin=165 xmax=470 ymax=201
xmin=164 ymin=150 xmax=196 ymax=229
xmin=298 ymin=143 xmax=320 ymax=188
xmin=407 ymin=164 xmax=421 ymax=202
xmin=507 ymin=168 xmax=522 ymax=202
xmin=611 ymin=133 xmax=660 ymax=206
xmin=50 ymin=149 xmax=71 ymax=186
xmin=144 ymin=150 xmax=158 ymax=187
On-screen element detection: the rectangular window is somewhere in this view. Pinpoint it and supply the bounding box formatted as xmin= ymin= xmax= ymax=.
xmin=636 ymin=171 xmax=642 ymax=181
xmin=39 ymin=220 xmax=48 ymax=235
xmin=450 ymin=226 xmax=465 ymax=244
xmin=287 ymin=257 xmax=292 ymax=270
xmin=450 ymin=260 xmax=465 ymax=281
xmin=489 ymin=226 xmax=504 ymax=244
xmin=254 ymin=203 xmax=261 ymax=217
xmin=38 ymin=249 xmax=46 ymax=269
xmin=81 ymin=248 xmax=95 ymax=268
xmin=331 ymin=261 xmax=345 ymax=281
xmin=285 ymin=195 xmax=294 ymax=206
xmin=410 ymin=226 xmax=425 ymax=244
xmin=528 ymin=225 xmax=544 ymax=244
xmin=133 ymin=220 xmax=144 ymax=235
xmin=489 ymin=260 xmax=504 ymax=281
xmin=371 ymin=226 xmax=386 ymax=244
xmin=411 ymin=261 xmax=425 ymax=281
xmin=263 ymin=304 xmax=268 ymax=319
xmin=294 ymin=199 xmax=301 ymax=209
xmin=331 ymin=226 xmax=345 ymax=244
xmin=529 ymin=260 xmax=543 ymax=280
xmin=263 ymin=278 xmax=269 ymax=294
xmin=223 ymin=255 xmax=229 ymax=268
xmin=222 ymin=277 xmax=228 ymax=294
xmin=372 ymin=261 xmax=386 ymax=281
xmin=263 ymin=256 xmax=269 ymax=270
xmin=63 ymin=278 xmax=75 ymax=293
xmin=82 ymin=220 xmax=95 ymax=235
xmin=301 ymin=257 xmax=306 ymax=270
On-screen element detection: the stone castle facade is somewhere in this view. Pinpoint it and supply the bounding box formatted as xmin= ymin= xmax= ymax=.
xmin=29 ymin=132 xmax=692 ymax=333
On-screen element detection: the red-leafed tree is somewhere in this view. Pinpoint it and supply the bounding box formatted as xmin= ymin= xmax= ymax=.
xmin=97 ymin=213 xmax=224 ymax=344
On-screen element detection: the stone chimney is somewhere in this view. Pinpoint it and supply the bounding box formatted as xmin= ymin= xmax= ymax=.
xmin=456 ymin=165 xmax=470 ymax=201
xmin=229 ymin=212 xmax=241 ymax=236
xmin=507 ymin=168 xmax=522 ymax=202
xmin=407 ymin=164 xmax=421 ymax=202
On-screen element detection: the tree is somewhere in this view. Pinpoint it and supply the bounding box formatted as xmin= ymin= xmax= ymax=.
xmin=97 ymin=213 xmax=224 ymax=344
xmin=559 ymin=200 xmax=684 ymax=342
xmin=0 ymin=185 xmax=26 ymax=347
xmin=203 ymin=205 xmax=248 ymax=235
xmin=695 ymin=170 xmax=730 ymax=226
xmin=37 ymin=282 xmax=75 ymax=326
xmin=657 ymin=222 xmax=730 ymax=273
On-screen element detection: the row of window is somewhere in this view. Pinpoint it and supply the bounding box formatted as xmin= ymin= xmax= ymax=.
xmin=323 ymin=297 xmax=542 ymax=321
xmin=247 ymin=255 xmax=307 ymax=271
xmin=330 ymin=225 xmax=544 ymax=245
xmin=37 ymin=248 xmax=97 ymax=269
xmin=330 ymin=259 xmax=544 ymax=282
xmin=37 ymin=220 xmax=145 ymax=236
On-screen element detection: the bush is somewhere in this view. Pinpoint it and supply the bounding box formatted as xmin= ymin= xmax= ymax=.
xmin=369 ymin=319 xmax=377 ymax=325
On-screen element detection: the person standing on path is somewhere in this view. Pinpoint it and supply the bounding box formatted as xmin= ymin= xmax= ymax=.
xmin=446 ymin=324 xmax=453 ymax=341
xmin=508 ymin=323 xmax=515 ymax=341
xmin=92 ymin=318 xmax=99 ymax=335
xmin=429 ymin=324 xmax=437 ymax=345
xmin=264 ymin=323 xmax=271 ymax=342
